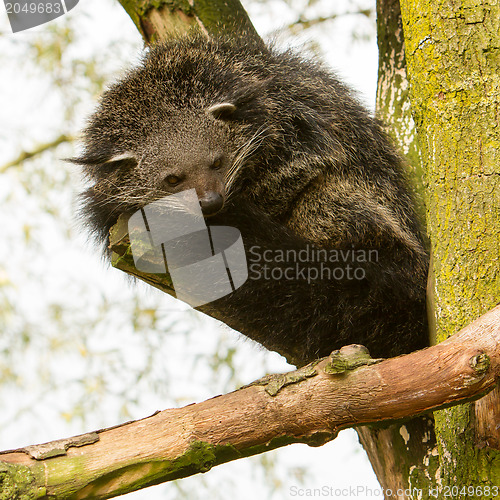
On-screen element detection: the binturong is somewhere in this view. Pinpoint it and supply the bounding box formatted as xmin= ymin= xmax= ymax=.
xmin=75 ymin=35 xmax=429 ymax=366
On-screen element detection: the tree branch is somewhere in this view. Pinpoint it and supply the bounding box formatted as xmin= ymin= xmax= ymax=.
xmin=117 ymin=0 xmax=261 ymax=44
xmin=1 ymin=305 xmax=499 ymax=499
xmin=285 ymin=9 xmax=374 ymax=32
xmin=0 ymin=134 xmax=73 ymax=173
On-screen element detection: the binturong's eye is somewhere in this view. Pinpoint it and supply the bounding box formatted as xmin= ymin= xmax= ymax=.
xmin=212 ymin=158 xmax=222 ymax=170
xmin=165 ymin=175 xmax=182 ymax=186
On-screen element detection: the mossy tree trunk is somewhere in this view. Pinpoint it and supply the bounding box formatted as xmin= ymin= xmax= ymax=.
xmin=376 ymin=0 xmax=426 ymax=226
xmin=399 ymin=0 xmax=500 ymax=493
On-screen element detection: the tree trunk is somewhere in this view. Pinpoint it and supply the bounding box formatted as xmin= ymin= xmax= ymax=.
xmin=117 ymin=0 xmax=261 ymax=44
xmin=399 ymin=0 xmax=500 ymax=491
xmin=375 ymin=0 xmax=426 ymax=226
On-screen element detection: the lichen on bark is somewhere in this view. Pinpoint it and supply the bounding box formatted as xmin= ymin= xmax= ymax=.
xmin=399 ymin=0 xmax=500 ymax=490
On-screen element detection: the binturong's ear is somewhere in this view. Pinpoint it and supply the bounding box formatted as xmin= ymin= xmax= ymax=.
xmin=69 ymin=152 xmax=137 ymax=166
xmin=68 ymin=151 xmax=138 ymax=180
xmin=207 ymin=102 xmax=237 ymax=119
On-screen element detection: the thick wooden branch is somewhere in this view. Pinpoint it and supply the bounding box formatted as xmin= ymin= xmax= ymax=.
xmin=475 ymin=385 xmax=500 ymax=449
xmin=1 ymin=305 xmax=499 ymax=499
xmin=117 ymin=0 xmax=261 ymax=44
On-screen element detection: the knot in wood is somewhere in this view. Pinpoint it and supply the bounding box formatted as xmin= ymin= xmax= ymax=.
xmin=469 ymin=352 xmax=490 ymax=375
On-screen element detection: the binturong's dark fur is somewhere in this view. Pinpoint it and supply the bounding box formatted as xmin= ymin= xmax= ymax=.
xmin=75 ymin=35 xmax=429 ymax=366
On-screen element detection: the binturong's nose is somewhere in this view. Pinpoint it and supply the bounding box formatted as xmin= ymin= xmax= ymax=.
xmin=199 ymin=192 xmax=224 ymax=216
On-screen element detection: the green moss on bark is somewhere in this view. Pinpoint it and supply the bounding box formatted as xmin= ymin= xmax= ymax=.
xmin=400 ymin=0 xmax=500 ymax=490
xmin=0 ymin=462 xmax=45 ymax=500
xmin=376 ymin=0 xmax=426 ymax=226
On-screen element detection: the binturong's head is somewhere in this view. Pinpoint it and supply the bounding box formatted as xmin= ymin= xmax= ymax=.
xmin=73 ymin=36 xmax=275 ymax=251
